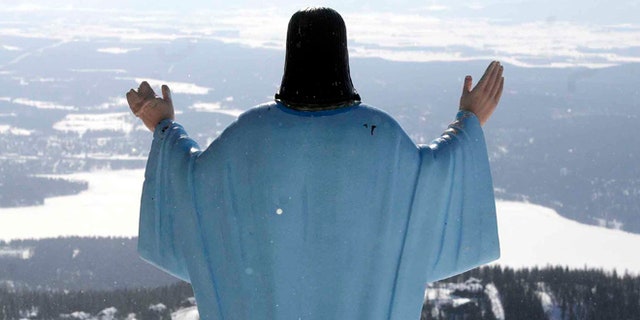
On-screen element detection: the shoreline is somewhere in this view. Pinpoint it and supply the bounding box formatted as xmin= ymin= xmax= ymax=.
xmin=1 ymin=169 xmax=639 ymax=274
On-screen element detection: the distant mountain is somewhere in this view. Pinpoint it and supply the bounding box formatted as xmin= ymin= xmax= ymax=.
xmin=0 ymin=174 xmax=87 ymax=207
xmin=3 ymin=0 xmax=637 ymax=24
xmin=0 ymin=237 xmax=178 ymax=291
xmin=1 ymin=34 xmax=638 ymax=233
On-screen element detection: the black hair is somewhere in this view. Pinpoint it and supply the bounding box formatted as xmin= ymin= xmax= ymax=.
xmin=275 ymin=7 xmax=361 ymax=109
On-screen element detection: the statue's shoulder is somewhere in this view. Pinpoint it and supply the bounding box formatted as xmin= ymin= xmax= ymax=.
xmin=235 ymin=101 xmax=278 ymax=119
xmin=353 ymin=103 xmax=407 ymax=131
xmin=353 ymin=103 xmax=396 ymax=119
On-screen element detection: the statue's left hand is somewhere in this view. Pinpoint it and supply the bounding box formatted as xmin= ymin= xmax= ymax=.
xmin=459 ymin=61 xmax=504 ymax=126
xmin=127 ymin=81 xmax=175 ymax=132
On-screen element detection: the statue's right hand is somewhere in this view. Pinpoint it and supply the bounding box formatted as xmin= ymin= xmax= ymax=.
xmin=127 ymin=81 xmax=175 ymax=132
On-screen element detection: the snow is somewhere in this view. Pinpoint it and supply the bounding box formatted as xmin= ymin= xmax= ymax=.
xmin=535 ymin=283 xmax=563 ymax=320
xmin=1 ymin=6 xmax=638 ymax=68
xmin=0 ymin=247 xmax=34 ymax=259
xmin=422 ymin=5 xmax=449 ymax=12
xmin=97 ymin=307 xmax=118 ymax=320
xmin=71 ymin=69 xmax=127 ymax=74
xmin=189 ymin=102 xmax=244 ymax=117
xmin=60 ymin=311 xmax=92 ymax=320
xmin=53 ymin=112 xmax=135 ymax=135
xmin=97 ymin=47 xmax=140 ymax=54
xmin=125 ymin=78 xmax=211 ymax=95
xmin=19 ymin=307 xmax=39 ymax=318
xmin=0 ymin=170 xmax=143 ymax=241
xmin=90 ymin=97 xmax=129 ymax=111
xmin=149 ymin=303 xmax=167 ymax=313
xmin=59 ymin=308 xmax=120 ymax=320
xmin=0 ymin=125 xmax=33 ymax=136
xmin=1 ymin=44 xmax=21 ymax=51
xmin=426 ymin=278 xmax=496 ymax=318
xmin=10 ymin=97 xmax=77 ymax=111
xmin=537 ymin=287 xmax=554 ymax=313
xmin=66 ymin=153 xmax=148 ymax=161
xmin=1 ymin=170 xmax=640 ymax=274
xmin=452 ymin=297 xmax=472 ymax=307
xmin=493 ymin=201 xmax=640 ymax=274
xmin=206 ymin=10 xmax=640 ymax=68
xmin=484 ymin=283 xmax=504 ymax=320
xmin=171 ymin=306 xmax=199 ymax=320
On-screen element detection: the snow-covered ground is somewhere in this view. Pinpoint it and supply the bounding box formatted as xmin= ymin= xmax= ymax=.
xmin=425 ymin=278 xmax=505 ymax=320
xmin=1 ymin=169 xmax=639 ymax=274
xmin=189 ymin=102 xmax=244 ymax=117
xmin=493 ymin=201 xmax=640 ymax=274
xmin=53 ymin=112 xmax=138 ymax=135
xmin=3 ymin=5 xmax=640 ymax=68
xmin=0 ymin=170 xmax=143 ymax=240
xmin=172 ymin=306 xmax=199 ymax=320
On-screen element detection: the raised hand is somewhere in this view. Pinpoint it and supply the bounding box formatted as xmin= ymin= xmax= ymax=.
xmin=127 ymin=81 xmax=175 ymax=132
xmin=459 ymin=61 xmax=504 ymax=126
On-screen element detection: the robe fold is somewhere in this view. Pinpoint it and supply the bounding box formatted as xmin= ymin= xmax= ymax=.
xmin=138 ymin=101 xmax=500 ymax=320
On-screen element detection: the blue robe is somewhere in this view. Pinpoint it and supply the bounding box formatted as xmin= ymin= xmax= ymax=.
xmin=138 ymin=102 xmax=499 ymax=320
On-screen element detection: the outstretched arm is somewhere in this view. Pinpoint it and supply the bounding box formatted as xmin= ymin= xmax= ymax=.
xmin=459 ymin=61 xmax=504 ymax=126
xmin=410 ymin=61 xmax=503 ymax=281
xmin=127 ymin=81 xmax=175 ymax=131
xmin=126 ymin=81 xmax=199 ymax=282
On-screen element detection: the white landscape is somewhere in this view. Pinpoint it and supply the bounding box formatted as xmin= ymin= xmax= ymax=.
xmin=0 ymin=170 xmax=142 ymax=240
xmin=1 ymin=169 xmax=639 ymax=275
xmin=53 ymin=112 xmax=138 ymax=135
xmin=2 ymin=4 xmax=639 ymax=69
xmin=0 ymin=2 xmax=638 ymax=319
xmin=189 ymin=102 xmax=245 ymax=117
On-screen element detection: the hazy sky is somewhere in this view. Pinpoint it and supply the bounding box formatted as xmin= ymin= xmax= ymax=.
xmin=1 ymin=0 xmax=638 ymax=24
xmin=2 ymin=0 xmax=638 ymax=68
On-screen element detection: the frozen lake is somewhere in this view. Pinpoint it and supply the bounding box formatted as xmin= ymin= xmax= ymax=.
xmin=1 ymin=169 xmax=639 ymax=274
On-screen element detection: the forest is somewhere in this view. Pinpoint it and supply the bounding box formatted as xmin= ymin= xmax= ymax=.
xmin=423 ymin=266 xmax=640 ymax=320
xmin=1 ymin=265 xmax=638 ymax=319
xmin=0 ymin=175 xmax=88 ymax=208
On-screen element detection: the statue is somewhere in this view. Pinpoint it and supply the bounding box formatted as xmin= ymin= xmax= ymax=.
xmin=127 ymin=7 xmax=503 ymax=320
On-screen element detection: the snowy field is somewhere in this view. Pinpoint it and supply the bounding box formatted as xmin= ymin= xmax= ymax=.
xmin=2 ymin=5 xmax=640 ymax=69
xmin=0 ymin=170 xmax=143 ymax=240
xmin=1 ymin=169 xmax=639 ymax=274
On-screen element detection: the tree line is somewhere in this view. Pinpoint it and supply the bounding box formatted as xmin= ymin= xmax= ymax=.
xmin=0 ymin=282 xmax=193 ymax=320
xmin=423 ymin=265 xmax=640 ymax=320
xmin=1 ymin=265 xmax=639 ymax=319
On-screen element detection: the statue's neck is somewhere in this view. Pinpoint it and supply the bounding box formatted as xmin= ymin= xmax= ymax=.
xmin=277 ymin=100 xmax=360 ymax=111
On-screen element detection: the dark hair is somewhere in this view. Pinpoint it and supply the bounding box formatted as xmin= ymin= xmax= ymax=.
xmin=275 ymin=7 xmax=361 ymax=109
